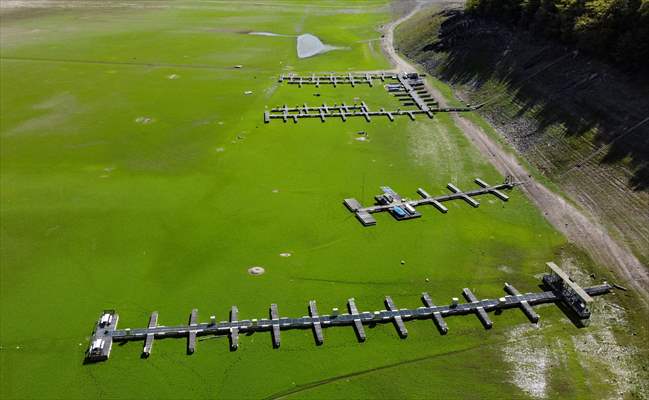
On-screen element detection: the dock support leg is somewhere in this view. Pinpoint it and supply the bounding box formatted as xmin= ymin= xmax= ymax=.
xmin=270 ymin=304 xmax=281 ymax=349
xmin=504 ymin=283 xmax=539 ymax=323
xmin=187 ymin=309 xmax=198 ymax=354
xmin=142 ymin=311 xmax=158 ymax=358
xmin=431 ymin=200 xmax=449 ymax=213
xmin=447 ymin=183 xmax=480 ymax=207
xmin=308 ymin=300 xmax=324 ymax=345
xmin=475 ymin=178 xmax=510 ymax=201
xmin=385 ymin=296 xmax=408 ymax=338
xmin=421 ymin=292 xmax=448 ymax=335
xmin=347 ymin=298 xmax=366 ymax=342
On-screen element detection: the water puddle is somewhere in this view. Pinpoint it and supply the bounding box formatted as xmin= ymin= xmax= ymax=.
xmin=296 ymin=33 xmax=344 ymax=58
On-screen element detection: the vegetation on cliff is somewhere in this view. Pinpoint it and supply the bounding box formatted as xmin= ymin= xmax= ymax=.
xmin=466 ymin=0 xmax=649 ymax=70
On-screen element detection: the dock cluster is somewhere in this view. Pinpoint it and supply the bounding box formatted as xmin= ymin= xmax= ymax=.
xmin=264 ymin=72 xmax=480 ymax=124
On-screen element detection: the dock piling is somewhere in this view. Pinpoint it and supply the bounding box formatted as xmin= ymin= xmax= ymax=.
xmin=448 ymin=183 xmax=480 ymax=207
xmin=385 ymin=296 xmax=408 ymax=338
xmin=504 ymin=283 xmax=539 ymax=323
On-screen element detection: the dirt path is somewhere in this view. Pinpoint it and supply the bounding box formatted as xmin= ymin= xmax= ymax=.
xmin=380 ymin=0 xmax=425 ymax=73
xmin=382 ymin=1 xmax=649 ymax=309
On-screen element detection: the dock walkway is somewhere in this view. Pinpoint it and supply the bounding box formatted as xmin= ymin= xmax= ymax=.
xmin=344 ymin=178 xmax=517 ymax=226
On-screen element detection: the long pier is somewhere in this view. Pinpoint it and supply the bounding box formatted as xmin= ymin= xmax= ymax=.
xmin=263 ymin=103 xmax=479 ymax=124
xmin=85 ymin=263 xmax=614 ymax=363
xmin=344 ymin=178 xmax=516 ymax=226
xmin=265 ymin=71 xmax=480 ymax=124
xmin=278 ymin=72 xmax=399 ymax=87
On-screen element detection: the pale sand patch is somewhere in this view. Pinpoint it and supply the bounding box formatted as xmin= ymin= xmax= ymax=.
xmin=248 ymin=31 xmax=293 ymax=37
xmin=264 ymin=83 xmax=279 ymax=98
xmin=33 ymin=92 xmax=76 ymax=110
xmin=247 ymin=266 xmax=265 ymax=276
xmin=503 ymin=324 xmax=551 ymax=399
xmin=135 ymin=116 xmax=154 ymax=124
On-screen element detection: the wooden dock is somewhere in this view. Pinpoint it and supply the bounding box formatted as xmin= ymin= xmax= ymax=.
xmin=344 ymin=178 xmax=517 ymax=226
xmin=85 ymin=263 xmax=615 ymax=363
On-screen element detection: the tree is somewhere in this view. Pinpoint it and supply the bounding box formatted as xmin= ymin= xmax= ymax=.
xmin=466 ymin=0 xmax=648 ymax=71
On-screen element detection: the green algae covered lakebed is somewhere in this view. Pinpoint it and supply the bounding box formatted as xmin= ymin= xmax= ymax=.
xmin=1 ymin=1 xmax=644 ymax=399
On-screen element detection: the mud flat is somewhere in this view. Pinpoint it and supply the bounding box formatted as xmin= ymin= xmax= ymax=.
xmin=248 ymin=31 xmax=293 ymax=37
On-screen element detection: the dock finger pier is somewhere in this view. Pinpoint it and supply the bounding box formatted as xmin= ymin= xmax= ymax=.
xmin=264 ymin=71 xmax=480 ymax=124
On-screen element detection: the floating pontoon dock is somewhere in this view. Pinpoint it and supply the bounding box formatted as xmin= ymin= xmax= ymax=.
xmin=85 ymin=262 xmax=614 ymax=363
xmin=343 ymin=177 xmax=516 ymax=226
xmin=264 ymin=72 xmax=481 ymax=124
xmin=278 ymin=71 xmax=398 ymax=87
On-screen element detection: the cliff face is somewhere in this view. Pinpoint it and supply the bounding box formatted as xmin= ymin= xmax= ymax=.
xmin=396 ymin=8 xmax=649 ymax=266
